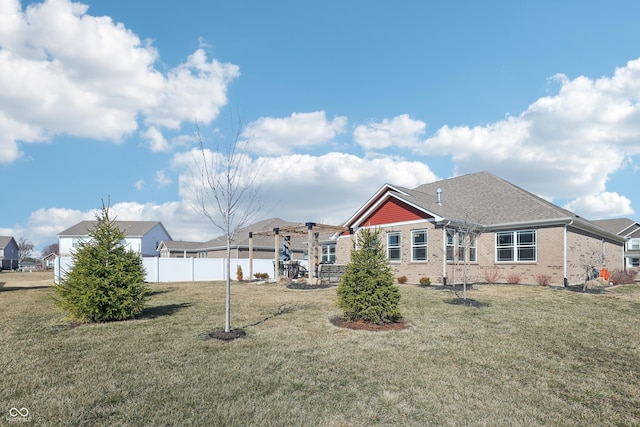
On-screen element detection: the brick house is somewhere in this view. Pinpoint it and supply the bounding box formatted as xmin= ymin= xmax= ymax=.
xmin=336 ymin=171 xmax=625 ymax=286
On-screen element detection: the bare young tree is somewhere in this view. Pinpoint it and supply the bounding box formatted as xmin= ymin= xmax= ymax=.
xmin=191 ymin=116 xmax=264 ymax=334
xmin=445 ymin=214 xmax=484 ymax=300
xmin=18 ymin=237 xmax=35 ymax=264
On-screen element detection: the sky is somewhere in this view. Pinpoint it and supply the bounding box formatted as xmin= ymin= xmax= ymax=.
xmin=1 ymin=0 xmax=640 ymax=253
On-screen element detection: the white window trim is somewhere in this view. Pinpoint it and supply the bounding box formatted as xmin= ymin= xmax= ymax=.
xmin=495 ymin=230 xmax=537 ymax=263
xmin=322 ymin=244 xmax=336 ymax=263
xmin=387 ymin=231 xmax=401 ymax=262
xmin=411 ymin=229 xmax=428 ymax=262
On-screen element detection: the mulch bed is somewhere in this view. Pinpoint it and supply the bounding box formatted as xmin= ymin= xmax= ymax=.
xmin=563 ymin=285 xmax=607 ymax=294
xmin=205 ymin=328 xmax=246 ymax=341
xmin=286 ymin=282 xmax=335 ymax=290
xmin=446 ymin=297 xmax=485 ymax=308
xmin=330 ymin=316 xmax=408 ymax=331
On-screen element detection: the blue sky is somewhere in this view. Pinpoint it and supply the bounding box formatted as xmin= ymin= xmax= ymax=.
xmin=1 ymin=0 xmax=639 ymax=252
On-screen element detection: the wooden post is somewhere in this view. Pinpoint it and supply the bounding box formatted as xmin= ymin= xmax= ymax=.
xmin=306 ymin=222 xmax=315 ymax=279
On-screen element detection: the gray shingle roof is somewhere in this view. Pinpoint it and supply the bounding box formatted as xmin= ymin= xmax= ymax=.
xmin=199 ymin=218 xmax=312 ymax=250
xmin=160 ymin=241 xmax=203 ymax=251
xmin=349 ymin=171 xmax=623 ymax=242
xmin=58 ymin=221 xmax=168 ymax=238
xmin=592 ymin=218 xmax=639 ymax=237
xmin=0 ymin=236 xmax=15 ymax=248
xmin=401 ymin=171 xmax=581 ymax=226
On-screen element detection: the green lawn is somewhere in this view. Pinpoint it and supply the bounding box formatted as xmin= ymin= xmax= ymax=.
xmin=2 ymin=277 xmax=640 ymax=426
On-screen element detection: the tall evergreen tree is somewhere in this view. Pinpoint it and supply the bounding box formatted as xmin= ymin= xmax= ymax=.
xmin=336 ymin=228 xmax=402 ymax=324
xmin=54 ymin=203 xmax=148 ymax=322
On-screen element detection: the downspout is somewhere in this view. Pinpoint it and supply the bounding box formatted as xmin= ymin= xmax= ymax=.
xmin=564 ymin=221 xmax=572 ymax=287
xmin=442 ymin=221 xmax=450 ymax=286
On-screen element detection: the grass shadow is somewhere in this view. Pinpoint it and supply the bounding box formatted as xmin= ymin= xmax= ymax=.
xmin=146 ymin=288 xmax=175 ymax=297
xmin=0 ymin=285 xmax=52 ymax=292
xmin=140 ymin=302 xmax=194 ymax=319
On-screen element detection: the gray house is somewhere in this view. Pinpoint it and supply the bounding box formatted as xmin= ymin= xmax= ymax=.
xmin=0 ymin=236 xmax=19 ymax=270
xmin=592 ymin=218 xmax=640 ymax=270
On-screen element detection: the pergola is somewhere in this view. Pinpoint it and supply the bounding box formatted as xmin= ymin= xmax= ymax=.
xmin=248 ymin=222 xmax=348 ymax=281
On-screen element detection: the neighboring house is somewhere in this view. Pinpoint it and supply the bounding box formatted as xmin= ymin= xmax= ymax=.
xmin=337 ymin=171 xmax=625 ymax=286
xmin=196 ymin=218 xmax=311 ymax=260
xmin=42 ymin=253 xmax=58 ymax=270
xmin=0 ymin=236 xmax=19 ymax=270
xmin=158 ymin=240 xmax=203 ymax=258
xmin=592 ymin=218 xmax=640 ymax=270
xmin=58 ymin=221 xmax=172 ymax=257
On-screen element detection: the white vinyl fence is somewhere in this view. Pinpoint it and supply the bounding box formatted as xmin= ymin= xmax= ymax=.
xmin=54 ymin=256 xmax=288 ymax=284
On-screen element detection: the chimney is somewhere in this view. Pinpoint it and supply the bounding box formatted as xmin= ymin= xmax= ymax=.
xmin=436 ymin=188 xmax=442 ymax=206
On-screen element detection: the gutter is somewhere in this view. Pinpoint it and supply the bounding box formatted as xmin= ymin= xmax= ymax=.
xmin=478 ymin=217 xmax=626 ymax=244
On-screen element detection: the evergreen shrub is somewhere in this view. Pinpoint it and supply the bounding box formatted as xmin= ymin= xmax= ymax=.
xmin=53 ymin=204 xmax=148 ymax=322
xmin=336 ymin=228 xmax=401 ymax=324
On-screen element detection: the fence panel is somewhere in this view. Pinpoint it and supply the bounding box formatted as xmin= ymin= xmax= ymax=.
xmin=55 ymin=256 xmax=283 ymax=284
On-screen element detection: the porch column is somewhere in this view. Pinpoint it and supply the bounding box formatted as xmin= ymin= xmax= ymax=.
xmin=306 ymin=222 xmax=315 ymax=279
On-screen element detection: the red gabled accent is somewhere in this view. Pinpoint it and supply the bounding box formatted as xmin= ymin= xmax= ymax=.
xmin=359 ymin=197 xmax=432 ymax=226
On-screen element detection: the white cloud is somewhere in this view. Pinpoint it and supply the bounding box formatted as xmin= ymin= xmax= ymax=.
xmin=155 ymin=170 xmax=172 ymax=188
xmin=24 ymin=207 xmax=95 ymax=250
xmin=353 ymin=114 xmax=426 ymax=150
xmin=416 ymin=58 xmax=640 ymax=202
xmin=141 ymin=126 xmax=169 ymax=152
xmin=143 ymin=48 xmax=239 ymax=129
xmin=0 ymin=0 xmax=238 ymax=163
xmin=242 ymin=111 xmax=347 ymax=155
xmin=563 ymin=192 xmax=634 ymax=220
xmin=13 ymin=146 xmax=439 ymax=250
xmin=173 ymin=149 xmax=438 ymax=226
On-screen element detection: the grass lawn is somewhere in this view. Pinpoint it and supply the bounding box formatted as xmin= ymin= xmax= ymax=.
xmin=2 ymin=272 xmax=640 ymax=426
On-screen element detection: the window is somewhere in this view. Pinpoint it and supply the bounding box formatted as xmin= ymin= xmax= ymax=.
xmin=387 ymin=232 xmax=401 ymax=261
xmin=446 ymin=231 xmax=478 ymax=263
xmin=632 ymin=258 xmax=640 ymax=267
xmin=322 ymin=244 xmax=336 ymax=263
xmin=496 ymin=230 xmax=537 ymax=262
xmin=198 ymin=252 xmax=208 ymax=258
xmin=446 ymin=231 xmax=455 ymax=261
xmin=464 ymin=234 xmax=478 ymax=262
xmin=629 ymin=239 xmax=640 ymax=250
xmin=411 ymin=230 xmax=427 ymax=261
xmin=458 ymin=234 xmax=466 ymax=262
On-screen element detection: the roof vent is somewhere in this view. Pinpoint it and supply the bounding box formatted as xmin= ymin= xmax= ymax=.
xmin=436 ymin=188 xmax=442 ymax=206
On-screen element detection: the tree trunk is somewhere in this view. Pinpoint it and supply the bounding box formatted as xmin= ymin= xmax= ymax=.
xmin=225 ymin=235 xmax=231 ymax=332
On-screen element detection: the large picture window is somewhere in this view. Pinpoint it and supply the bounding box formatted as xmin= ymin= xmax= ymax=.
xmin=387 ymin=232 xmax=401 ymax=261
xmin=496 ymin=230 xmax=536 ymax=262
xmin=411 ymin=230 xmax=427 ymax=261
